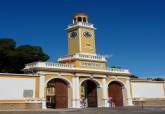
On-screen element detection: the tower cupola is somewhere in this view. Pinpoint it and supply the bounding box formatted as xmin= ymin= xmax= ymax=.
xmin=72 ymin=12 xmax=88 ymax=23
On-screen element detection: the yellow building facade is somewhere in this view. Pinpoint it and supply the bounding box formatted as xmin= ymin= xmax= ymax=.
xmin=23 ymin=13 xmax=133 ymax=108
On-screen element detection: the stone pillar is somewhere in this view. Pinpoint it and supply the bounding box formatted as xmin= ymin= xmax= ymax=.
xmin=39 ymin=72 xmax=47 ymax=109
xmin=102 ymin=77 xmax=109 ymax=107
xmin=72 ymin=75 xmax=81 ymax=108
xmin=126 ymin=79 xmax=133 ymax=106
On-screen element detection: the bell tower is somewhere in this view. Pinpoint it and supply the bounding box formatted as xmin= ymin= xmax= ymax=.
xmin=58 ymin=12 xmax=106 ymax=70
xmin=67 ymin=12 xmax=96 ymax=55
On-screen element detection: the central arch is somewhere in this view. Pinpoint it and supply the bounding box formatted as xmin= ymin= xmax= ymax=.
xmin=46 ymin=78 xmax=68 ymax=108
xmin=108 ymin=81 xmax=124 ymax=107
xmin=81 ymin=80 xmax=98 ymax=107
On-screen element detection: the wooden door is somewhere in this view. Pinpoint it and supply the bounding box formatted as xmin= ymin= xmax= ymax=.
xmin=108 ymin=82 xmax=123 ymax=106
xmin=55 ymin=79 xmax=68 ymax=108
xmin=86 ymin=80 xmax=97 ymax=107
xmin=46 ymin=79 xmax=68 ymax=108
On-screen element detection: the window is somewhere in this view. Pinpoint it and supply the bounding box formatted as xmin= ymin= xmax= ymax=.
xmin=47 ymin=87 xmax=56 ymax=96
xmin=78 ymin=17 xmax=82 ymax=22
xmin=74 ymin=18 xmax=76 ymax=22
xmin=83 ymin=17 xmax=86 ymax=22
xmin=23 ymin=90 xmax=33 ymax=98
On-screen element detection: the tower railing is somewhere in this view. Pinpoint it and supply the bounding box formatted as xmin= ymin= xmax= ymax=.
xmin=24 ymin=62 xmax=74 ymax=70
xmin=107 ymin=68 xmax=130 ymax=73
xmin=58 ymin=53 xmax=106 ymax=62
xmin=24 ymin=62 xmax=130 ymax=74
xmin=67 ymin=22 xmax=94 ymax=29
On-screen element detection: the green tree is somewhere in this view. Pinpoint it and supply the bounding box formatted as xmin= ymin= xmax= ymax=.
xmin=111 ymin=66 xmax=122 ymax=69
xmin=153 ymin=77 xmax=164 ymax=81
xmin=0 ymin=38 xmax=49 ymax=73
xmin=130 ymin=75 xmax=139 ymax=78
xmin=0 ymin=39 xmax=16 ymax=72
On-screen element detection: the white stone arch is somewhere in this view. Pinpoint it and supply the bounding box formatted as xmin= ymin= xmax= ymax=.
xmin=107 ymin=79 xmax=126 ymax=88
xmin=45 ymin=75 xmax=72 ymax=87
xmin=45 ymin=75 xmax=73 ymax=108
xmin=80 ymin=78 xmax=102 ymax=87
xmin=107 ymin=79 xmax=127 ymax=106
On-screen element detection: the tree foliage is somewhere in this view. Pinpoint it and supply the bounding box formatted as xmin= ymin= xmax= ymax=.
xmin=153 ymin=77 xmax=164 ymax=81
xmin=110 ymin=66 xmax=122 ymax=69
xmin=0 ymin=38 xmax=49 ymax=73
xmin=130 ymin=75 xmax=139 ymax=78
xmin=146 ymin=77 xmax=164 ymax=81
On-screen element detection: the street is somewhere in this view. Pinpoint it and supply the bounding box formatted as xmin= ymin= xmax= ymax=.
xmin=0 ymin=107 xmax=165 ymax=114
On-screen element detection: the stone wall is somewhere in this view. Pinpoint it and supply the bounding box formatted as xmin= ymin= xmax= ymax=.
xmin=133 ymin=99 xmax=165 ymax=106
xmin=0 ymin=103 xmax=42 ymax=110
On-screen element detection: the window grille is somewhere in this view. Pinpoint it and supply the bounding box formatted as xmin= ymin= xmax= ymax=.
xmin=23 ymin=90 xmax=33 ymax=98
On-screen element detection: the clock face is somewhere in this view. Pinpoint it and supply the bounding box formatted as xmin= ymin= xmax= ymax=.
xmin=70 ymin=31 xmax=77 ymax=38
xmin=83 ymin=31 xmax=92 ymax=38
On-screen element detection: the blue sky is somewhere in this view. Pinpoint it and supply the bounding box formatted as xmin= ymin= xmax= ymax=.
xmin=0 ymin=0 xmax=165 ymax=77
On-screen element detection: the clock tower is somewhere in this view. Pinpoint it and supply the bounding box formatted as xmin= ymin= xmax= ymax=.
xmin=67 ymin=12 xmax=96 ymax=55
xmin=59 ymin=12 xmax=107 ymax=70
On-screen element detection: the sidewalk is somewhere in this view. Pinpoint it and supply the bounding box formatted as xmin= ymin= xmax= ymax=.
xmin=0 ymin=108 xmax=80 ymax=112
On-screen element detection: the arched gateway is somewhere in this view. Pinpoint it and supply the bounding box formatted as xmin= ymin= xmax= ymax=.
xmin=81 ymin=80 xmax=98 ymax=107
xmin=46 ymin=78 xmax=68 ymax=108
xmin=21 ymin=13 xmax=134 ymax=110
xmin=108 ymin=81 xmax=124 ymax=107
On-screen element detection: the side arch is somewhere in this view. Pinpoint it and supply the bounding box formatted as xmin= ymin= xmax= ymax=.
xmin=45 ymin=75 xmax=72 ymax=108
xmin=107 ymin=79 xmax=126 ymax=88
xmin=107 ymin=80 xmax=126 ymax=107
xmin=45 ymin=75 xmax=72 ymax=87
